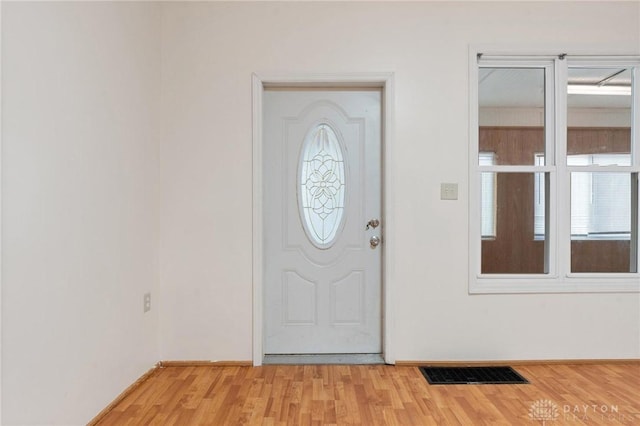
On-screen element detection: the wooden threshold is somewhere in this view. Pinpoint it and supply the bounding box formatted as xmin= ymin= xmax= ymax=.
xmin=263 ymin=353 xmax=384 ymax=365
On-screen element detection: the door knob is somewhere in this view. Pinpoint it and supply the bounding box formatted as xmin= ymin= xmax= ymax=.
xmin=370 ymin=235 xmax=381 ymax=249
xmin=366 ymin=219 xmax=380 ymax=230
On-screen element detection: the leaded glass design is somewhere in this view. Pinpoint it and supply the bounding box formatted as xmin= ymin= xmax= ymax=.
xmin=299 ymin=123 xmax=346 ymax=248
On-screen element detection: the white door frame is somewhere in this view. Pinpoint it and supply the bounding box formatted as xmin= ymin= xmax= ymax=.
xmin=252 ymin=73 xmax=396 ymax=366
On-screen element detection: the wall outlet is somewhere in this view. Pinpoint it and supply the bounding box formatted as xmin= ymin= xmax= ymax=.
xmin=441 ymin=182 xmax=458 ymax=200
xmin=144 ymin=293 xmax=151 ymax=313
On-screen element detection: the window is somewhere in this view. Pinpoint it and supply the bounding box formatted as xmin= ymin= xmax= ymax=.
xmin=471 ymin=53 xmax=639 ymax=293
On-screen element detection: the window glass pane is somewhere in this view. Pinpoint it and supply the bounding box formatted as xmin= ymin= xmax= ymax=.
xmin=482 ymin=173 xmax=547 ymax=274
xmin=567 ymin=67 xmax=632 ymax=163
xmin=571 ymin=172 xmax=631 ymax=239
xmin=571 ymin=172 xmax=637 ymax=273
xmin=480 ymin=153 xmax=496 ymax=238
xmin=479 ymin=68 xmax=545 ymax=165
xmin=535 ymin=154 xmax=632 ymax=239
xmin=299 ymin=123 xmax=346 ymax=248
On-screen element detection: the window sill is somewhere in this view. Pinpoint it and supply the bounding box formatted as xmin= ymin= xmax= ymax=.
xmin=470 ymin=275 xmax=640 ymax=294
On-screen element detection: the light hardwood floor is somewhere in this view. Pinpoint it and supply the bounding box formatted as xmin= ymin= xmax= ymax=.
xmin=95 ymin=363 xmax=640 ymax=425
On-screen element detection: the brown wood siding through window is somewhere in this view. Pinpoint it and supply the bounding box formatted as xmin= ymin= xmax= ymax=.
xmin=479 ymin=127 xmax=631 ymax=274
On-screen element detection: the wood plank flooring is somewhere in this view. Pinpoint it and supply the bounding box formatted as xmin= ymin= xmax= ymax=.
xmin=95 ymin=363 xmax=640 ymax=425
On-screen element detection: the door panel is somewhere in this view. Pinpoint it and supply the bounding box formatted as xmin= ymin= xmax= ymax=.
xmin=264 ymin=90 xmax=382 ymax=354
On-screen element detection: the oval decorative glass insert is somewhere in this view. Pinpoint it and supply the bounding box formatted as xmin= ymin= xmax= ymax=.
xmin=298 ymin=123 xmax=346 ymax=248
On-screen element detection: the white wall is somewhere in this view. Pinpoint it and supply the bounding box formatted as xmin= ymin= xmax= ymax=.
xmin=159 ymin=1 xmax=640 ymax=362
xmin=2 ymin=2 xmax=160 ymax=425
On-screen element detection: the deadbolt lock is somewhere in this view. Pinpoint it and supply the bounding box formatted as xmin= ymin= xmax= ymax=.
xmin=366 ymin=219 xmax=380 ymax=230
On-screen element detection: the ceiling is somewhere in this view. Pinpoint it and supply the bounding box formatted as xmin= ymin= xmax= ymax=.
xmin=479 ymin=67 xmax=632 ymax=109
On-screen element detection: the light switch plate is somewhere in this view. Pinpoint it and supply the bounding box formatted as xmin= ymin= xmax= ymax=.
xmin=441 ymin=183 xmax=458 ymax=200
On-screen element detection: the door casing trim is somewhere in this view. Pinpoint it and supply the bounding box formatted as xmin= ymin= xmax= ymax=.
xmin=252 ymin=73 xmax=396 ymax=366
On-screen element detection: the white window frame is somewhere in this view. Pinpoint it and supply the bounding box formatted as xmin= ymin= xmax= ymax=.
xmin=469 ymin=48 xmax=640 ymax=293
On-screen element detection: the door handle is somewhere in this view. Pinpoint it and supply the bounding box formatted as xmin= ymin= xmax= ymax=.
xmin=366 ymin=219 xmax=380 ymax=230
xmin=370 ymin=235 xmax=381 ymax=249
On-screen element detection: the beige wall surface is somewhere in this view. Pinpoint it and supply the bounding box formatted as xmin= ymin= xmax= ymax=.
xmin=2 ymin=2 xmax=161 ymax=425
xmin=158 ymin=1 xmax=639 ymax=361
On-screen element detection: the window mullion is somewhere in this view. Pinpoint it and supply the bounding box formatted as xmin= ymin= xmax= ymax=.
xmin=555 ymin=58 xmax=569 ymax=279
xmin=630 ymin=174 xmax=638 ymax=272
xmin=634 ymin=67 xmax=640 ymax=167
xmin=545 ymin=58 xmax=567 ymax=276
xmin=545 ymin=63 xmax=556 ymax=166
xmin=633 ymin=68 xmax=640 ymax=272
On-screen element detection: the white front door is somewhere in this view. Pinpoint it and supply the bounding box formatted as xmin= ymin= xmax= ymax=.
xmin=263 ymin=89 xmax=382 ymax=354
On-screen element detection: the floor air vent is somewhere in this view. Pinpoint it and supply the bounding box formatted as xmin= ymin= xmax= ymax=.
xmin=419 ymin=366 xmax=529 ymax=385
